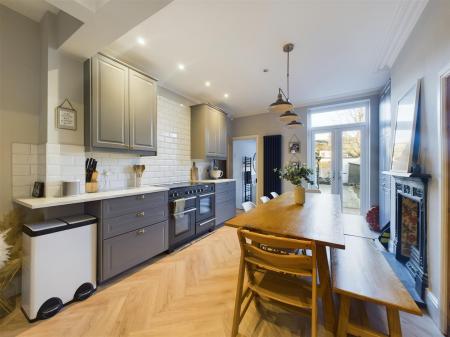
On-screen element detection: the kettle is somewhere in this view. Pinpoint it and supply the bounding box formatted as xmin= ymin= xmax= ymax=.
xmin=210 ymin=169 xmax=223 ymax=179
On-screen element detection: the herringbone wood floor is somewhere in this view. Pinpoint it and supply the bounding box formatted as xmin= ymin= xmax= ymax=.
xmin=0 ymin=227 xmax=443 ymax=337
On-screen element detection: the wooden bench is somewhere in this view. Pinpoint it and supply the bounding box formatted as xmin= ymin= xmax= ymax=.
xmin=331 ymin=235 xmax=422 ymax=337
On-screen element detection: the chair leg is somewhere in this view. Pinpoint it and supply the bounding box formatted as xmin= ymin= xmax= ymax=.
xmin=387 ymin=307 xmax=402 ymax=337
xmin=311 ymin=297 xmax=318 ymax=337
xmin=231 ymin=256 xmax=246 ymax=337
xmin=336 ymin=295 xmax=351 ymax=337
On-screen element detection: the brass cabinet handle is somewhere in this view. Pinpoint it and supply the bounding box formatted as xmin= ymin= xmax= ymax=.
xmin=137 ymin=228 xmax=146 ymax=235
xmin=136 ymin=211 xmax=145 ymax=217
xmin=137 ymin=195 xmax=145 ymax=200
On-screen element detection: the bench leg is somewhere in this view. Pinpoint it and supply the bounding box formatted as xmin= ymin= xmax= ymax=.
xmin=317 ymin=246 xmax=336 ymax=332
xmin=336 ymin=295 xmax=351 ymax=337
xmin=387 ymin=308 xmax=402 ymax=337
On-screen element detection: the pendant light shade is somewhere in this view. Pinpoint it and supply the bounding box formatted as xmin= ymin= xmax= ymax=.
xmin=286 ymin=120 xmax=304 ymax=129
xmin=279 ymin=110 xmax=298 ymax=122
xmin=269 ymin=90 xmax=294 ymax=113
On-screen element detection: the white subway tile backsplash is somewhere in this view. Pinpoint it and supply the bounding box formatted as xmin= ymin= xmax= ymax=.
xmin=12 ymin=95 xmax=198 ymax=198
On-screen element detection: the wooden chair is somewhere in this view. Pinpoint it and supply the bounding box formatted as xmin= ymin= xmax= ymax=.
xmin=260 ymin=196 xmax=270 ymax=203
xmin=231 ymin=228 xmax=318 ymax=337
xmin=242 ymin=202 xmax=256 ymax=213
xmin=270 ymin=191 xmax=280 ymax=198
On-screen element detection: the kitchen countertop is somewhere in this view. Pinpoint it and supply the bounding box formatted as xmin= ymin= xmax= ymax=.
xmin=193 ymin=179 xmax=236 ymax=184
xmin=14 ymin=185 xmax=169 ymax=209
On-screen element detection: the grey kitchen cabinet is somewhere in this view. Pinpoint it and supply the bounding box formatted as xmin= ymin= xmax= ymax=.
xmin=86 ymin=191 xmax=169 ymax=282
xmin=84 ymin=54 xmax=157 ymax=154
xmin=129 ymin=69 xmax=157 ymax=151
xmin=215 ymin=181 xmax=236 ymax=226
xmin=102 ymin=220 xmax=168 ymax=281
xmin=191 ymin=104 xmax=228 ymax=159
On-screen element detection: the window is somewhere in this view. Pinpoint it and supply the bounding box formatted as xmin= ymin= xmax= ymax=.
xmin=310 ymin=104 xmax=366 ymax=128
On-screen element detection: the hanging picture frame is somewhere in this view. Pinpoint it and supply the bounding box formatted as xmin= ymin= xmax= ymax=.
xmin=288 ymin=134 xmax=301 ymax=154
xmin=56 ymin=98 xmax=77 ymax=130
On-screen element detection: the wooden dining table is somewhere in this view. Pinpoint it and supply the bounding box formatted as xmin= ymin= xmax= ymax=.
xmin=225 ymin=191 xmax=354 ymax=332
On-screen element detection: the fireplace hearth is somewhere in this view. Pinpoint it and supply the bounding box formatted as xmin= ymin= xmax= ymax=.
xmin=393 ymin=174 xmax=430 ymax=300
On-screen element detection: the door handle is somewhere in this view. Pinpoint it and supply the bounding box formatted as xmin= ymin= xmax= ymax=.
xmin=136 ymin=211 xmax=145 ymax=217
xmin=173 ymin=208 xmax=197 ymax=216
xmin=136 ymin=228 xmax=146 ymax=235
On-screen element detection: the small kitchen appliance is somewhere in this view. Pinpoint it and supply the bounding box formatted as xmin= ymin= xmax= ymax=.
xmin=21 ymin=215 xmax=97 ymax=321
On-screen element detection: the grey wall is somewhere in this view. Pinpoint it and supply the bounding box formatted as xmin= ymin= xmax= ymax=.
xmin=231 ymin=93 xmax=380 ymax=208
xmin=390 ymin=0 xmax=450 ymax=321
xmin=0 ymin=5 xmax=41 ymax=215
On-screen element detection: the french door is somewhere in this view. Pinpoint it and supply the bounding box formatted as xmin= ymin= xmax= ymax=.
xmin=310 ymin=126 xmax=367 ymax=215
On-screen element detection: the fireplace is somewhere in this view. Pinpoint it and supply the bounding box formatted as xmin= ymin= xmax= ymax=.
xmin=393 ymin=174 xmax=430 ymax=299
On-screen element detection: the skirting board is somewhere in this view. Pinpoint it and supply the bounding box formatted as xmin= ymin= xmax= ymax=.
xmin=425 ymin=288 xmax=442 ymax=332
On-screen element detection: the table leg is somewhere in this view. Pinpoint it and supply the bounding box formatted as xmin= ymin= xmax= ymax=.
xmin=317 ymin=245 xmax=336 ymax=332
xmin=336 ymin=295 xmax=350 ymax=337
xmin=387 ymin=307 xmax=402 ymax=337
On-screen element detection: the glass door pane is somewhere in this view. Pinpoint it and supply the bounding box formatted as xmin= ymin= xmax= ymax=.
xmin=340 ymin=129 xmax=361 ymax=214
xmin=313 ymin=132 xmax=333 ymax=194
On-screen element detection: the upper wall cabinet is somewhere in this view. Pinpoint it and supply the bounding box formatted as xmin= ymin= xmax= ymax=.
xmin=191 ymin=104 xmax=228 ymax=159
xmin=84 ymin=54 xmax=157 ymax=154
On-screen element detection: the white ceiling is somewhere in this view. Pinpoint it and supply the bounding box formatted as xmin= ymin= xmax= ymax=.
xmin=104 ymin=0 xmax=428 ymax=117
xmin=0 ymin=0 xmax=58 ymax=21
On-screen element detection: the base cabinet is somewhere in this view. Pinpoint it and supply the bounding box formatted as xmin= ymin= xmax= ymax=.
xmin=102 ymin=221 xmax=168 ymax=281
xmin=86 ymin=191 xmax=169 ymax=283
xmin=215 ymin=182 xmax=236 ymax=226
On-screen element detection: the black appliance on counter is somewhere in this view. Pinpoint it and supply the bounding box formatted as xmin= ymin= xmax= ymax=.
xmin=166 ymin=182 xmax=215 ymax=250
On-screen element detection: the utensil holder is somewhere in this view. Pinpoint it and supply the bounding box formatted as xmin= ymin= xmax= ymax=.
xmin=85 ymin=182 xmax=98 ymax=193
xmin=86 ymin=170 xmax=99 ymax=193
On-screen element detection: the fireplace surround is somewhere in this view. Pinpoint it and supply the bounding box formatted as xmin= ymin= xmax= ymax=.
xmin=393 ymin=174 xmax=430 ymax=299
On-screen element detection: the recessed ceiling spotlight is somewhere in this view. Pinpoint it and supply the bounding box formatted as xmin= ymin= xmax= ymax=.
xmin=180 ymin=103 xmax=184 ymax=107
xmin=205 ymin=81 xmax=211 ymax=87
xmin=263 ymin=69 xmax=269 ymax=73
xmin=178 ymin=63 xmax=185 ymax=70
xmin=224 ymin=93 xmax=229 ymax=98
xmin=137 ymin=37 xmax=146 ymax=45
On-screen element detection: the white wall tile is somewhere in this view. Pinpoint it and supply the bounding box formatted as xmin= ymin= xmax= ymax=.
xmin=12 ymin=96 xmax=198 ymax=197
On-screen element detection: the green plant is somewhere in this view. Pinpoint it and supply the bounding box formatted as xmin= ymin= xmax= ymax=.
xmin=275 ymin=163 xmax=314 ymax=187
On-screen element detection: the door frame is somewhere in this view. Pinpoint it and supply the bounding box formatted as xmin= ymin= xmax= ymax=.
xmin=307 ymin=100 xmax=370 ymax=215
xmin=438 ymin=63 xmax=450 ymax=333
xmin=231 ymin=135 xmax=261 ymax=205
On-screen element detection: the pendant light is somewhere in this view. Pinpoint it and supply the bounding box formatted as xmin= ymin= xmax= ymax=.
xmin=269 ymin=43 xmax=294 ymax=113
xmin=268 ymin=43 xmax=303 ymax=127
xmin=279 ymin=110 xmax=298 ymax=122
xmin=286 ymin=120 xmax=303 ymax=129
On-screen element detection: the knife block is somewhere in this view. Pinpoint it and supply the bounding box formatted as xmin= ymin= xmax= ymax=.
xmin=85 ymin=171 xmax=98 ymax=193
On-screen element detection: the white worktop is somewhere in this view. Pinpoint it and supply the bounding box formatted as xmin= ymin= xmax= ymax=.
xmin=193 ymin=179 xmax=236 ymax=184
xmin=14 ymin=185 xmax=169 ymax=209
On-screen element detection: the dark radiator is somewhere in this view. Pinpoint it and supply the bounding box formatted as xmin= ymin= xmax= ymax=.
xmin=263 ymin=135 xmax=282 ymax=196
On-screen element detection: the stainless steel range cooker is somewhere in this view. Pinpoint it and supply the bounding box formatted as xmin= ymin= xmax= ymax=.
xmin=166 ymin=182 xmax=215 ymax=250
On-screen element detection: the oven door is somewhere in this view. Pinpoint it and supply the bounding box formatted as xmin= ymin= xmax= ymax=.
xmin=169 ymin=207 xmax=196 ymax=248
xmin=196 ymin=192 xmax=215 ymax=223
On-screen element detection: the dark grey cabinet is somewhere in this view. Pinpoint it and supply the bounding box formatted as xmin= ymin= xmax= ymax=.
xmin=191 ymin=104 xmax=228 ymax=159
xmin=102 ymin=220 xmax=168 ymax=281
xmin=215 ymin=181 xmax=236 ymax=226
xmin=84 ymin=54 xmax=157 ymax=154
xmin=86 ymin=191 xmax=169 ymax=282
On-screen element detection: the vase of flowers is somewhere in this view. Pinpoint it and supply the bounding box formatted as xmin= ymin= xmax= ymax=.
xmin=275 ymin=163 xmax=314 ymax=205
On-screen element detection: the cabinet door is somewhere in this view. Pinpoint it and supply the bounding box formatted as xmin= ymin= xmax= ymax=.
xmin=129 ymin=70 xmax=157 ymax=152
xmin=92 ymin=55 xmax=129 ymax=149
xmin=217 ymin=112 xmax=228 ymax=158
xmin=206 ymin=107 xmax=218 ymax=156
